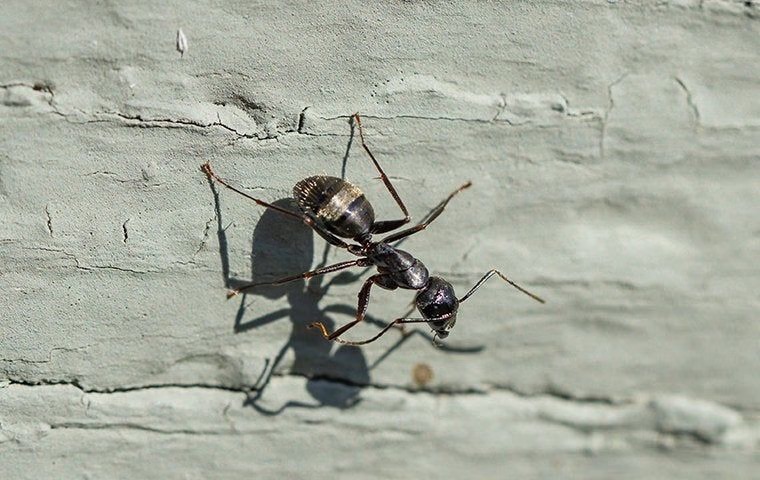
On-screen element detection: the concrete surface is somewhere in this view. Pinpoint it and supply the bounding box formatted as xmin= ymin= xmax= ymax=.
xmin=1 ymin=1 xmax=759 ymax=478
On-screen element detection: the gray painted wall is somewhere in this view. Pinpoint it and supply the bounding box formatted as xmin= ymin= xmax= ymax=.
xmin=1 ymin=1 xmax=758 ymax=478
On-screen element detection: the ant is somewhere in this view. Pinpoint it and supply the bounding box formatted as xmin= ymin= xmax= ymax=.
xmin=201 ymin=113 xmax=545 ymax=346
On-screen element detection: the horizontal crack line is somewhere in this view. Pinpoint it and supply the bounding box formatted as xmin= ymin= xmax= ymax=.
xmin=5 ymin=377 xmax=756 ymax=448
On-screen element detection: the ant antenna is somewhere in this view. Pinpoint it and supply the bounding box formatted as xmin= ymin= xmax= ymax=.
xmin=458 ymin=269 xmax=545 ymax=304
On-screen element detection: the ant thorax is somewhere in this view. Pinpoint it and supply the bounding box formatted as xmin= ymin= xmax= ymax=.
xmin=366 ymin=243 xmax=429 ymax=290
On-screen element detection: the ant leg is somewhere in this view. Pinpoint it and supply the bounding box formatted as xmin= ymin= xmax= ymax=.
xmin=201 ymin=162 xmax=355 ymax=250
xmin=381 ymin=181 xmax=472 ymax=243
xmin=315 ymin=317 xmax=430 ymax=346
xmin=352 ymin=113 xmax=411 ymax=234
xmin=202 ymin=161 xmax=303 ymax=220
xmin=309 ymin=274 xmax=392 ymax=340
xmin=307 ymin=219 xmax=356 ymax=250
xmin=458 ymin=269 xmax=545 ymax=304
xmin=389 ymin=303 xmax=416 ymax=336
xmin=227 ymin=258 xmax=369 ymax=298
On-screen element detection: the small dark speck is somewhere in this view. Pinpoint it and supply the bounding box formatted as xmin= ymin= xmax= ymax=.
xmin=298 ymin=108 xmax=307 ymax=133
xmin=33 ymin=81 xmax=54 ymax=94
xmin=44 ymin=205 xmax=54 ymax=237
xmin=122 ymin=220 xmax=129 ymax=244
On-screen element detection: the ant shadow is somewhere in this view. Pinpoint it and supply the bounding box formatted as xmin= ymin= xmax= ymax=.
xmin=205 ymin=117 xmax=483 ymax=415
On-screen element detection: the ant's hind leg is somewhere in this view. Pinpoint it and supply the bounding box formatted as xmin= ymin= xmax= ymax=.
xmin=201 ymin=162 xmax=355 ymax=250
xmin=201 ymin=162 xmax=304 ymax=221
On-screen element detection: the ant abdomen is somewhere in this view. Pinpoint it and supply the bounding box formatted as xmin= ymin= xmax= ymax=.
xmin=293 ymin=176 xmax=375 ymax=239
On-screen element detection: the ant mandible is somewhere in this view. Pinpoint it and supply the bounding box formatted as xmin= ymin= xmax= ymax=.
xmin=201 ymin=113 xmax=545 ymax=346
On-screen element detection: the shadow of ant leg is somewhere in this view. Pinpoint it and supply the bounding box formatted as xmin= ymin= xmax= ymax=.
xmin=206 ymin=172 xmax=233 ymax=288
xmin=234 ymin=297 xmax=290 ymax=333
xmin=229 ymin=258 xmax=366 ymax=298
xmin=244 ymin=338 xmax=292 ymax=408
xmin=250 ymin=400 xmax=323 ymax=416
xmin=368 ymin=330 xmax=415 ymax=370
xmin=340 ymin=115 xmax=356 ymax=180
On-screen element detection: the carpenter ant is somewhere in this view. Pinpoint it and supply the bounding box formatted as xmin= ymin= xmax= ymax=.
xmin=201 ymin=113 xmax=544 ymax=345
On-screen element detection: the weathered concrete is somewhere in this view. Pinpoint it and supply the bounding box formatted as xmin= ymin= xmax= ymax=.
xmin=1 ymin=1 xmax=759 ymax=478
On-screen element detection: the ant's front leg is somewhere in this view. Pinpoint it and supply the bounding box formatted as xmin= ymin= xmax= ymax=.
xmin=381 ymin=181 xmax=472 ymax=243
xmin=309 ymin=274 xmax=397 ymax=341
xmin=319 ymin=317 xmax=430 ymax=346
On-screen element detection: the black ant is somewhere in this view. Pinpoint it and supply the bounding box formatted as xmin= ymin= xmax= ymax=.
xmin=201 ymin=113 xmax=545 ymax=345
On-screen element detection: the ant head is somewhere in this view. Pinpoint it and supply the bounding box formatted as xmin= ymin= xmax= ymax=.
xmin=415 ymin=276 xmax=459 ymax=339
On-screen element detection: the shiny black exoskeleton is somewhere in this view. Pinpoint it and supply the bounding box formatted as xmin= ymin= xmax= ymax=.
xmin=201 ymin=113 xmax=544 ymax=345
xmin=293 ymin=176 xmax=375 ymax=241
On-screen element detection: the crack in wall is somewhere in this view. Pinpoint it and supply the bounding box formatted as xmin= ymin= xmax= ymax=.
xmin=0 ymin=372 xmax=625 ymax=402
xmin=599 ymin=73 xmax=629 ymax=159
xmin=4 ymin=378 xmax=250 ymax=394
xmin=51 ymin=108 xmax=342 ymax=141
xmin=5 ymin=88 xmax=602 ymax=137
xmin=3 ymin=376 xmax=755 ymax=448
xmin=44 ymin=205 xmax=53 ymax=237
xmin=320 ymin=113 xmax=502 ymax=125
xmin=47 ymin=422 xmax=271 ymax=436
xmin=108 ymin=111 xmax=259 ymax=138
xmin=194 ymin=215 xmax=215 ymax=254
xmin=13 ymin=242 xmax=220 ymax=275
xmin=674 ymin=76 xmax=702 ymax=127
xmin=1 ymin=344 xmax=94 ymax=366
xmin=5 ymin=79 xmax=622 ymax=145
xmin=89 ymin=264 xmax=151 ymax=274
xmin=297 ymin=105 xmax=309 ymax=133
xmin=22 ymin=246 xmax=156 ymax=274
xmin=95 ymin=108 xmax=593 ymax=134
xmin=23 ymin=246 xmax=92 ymax=272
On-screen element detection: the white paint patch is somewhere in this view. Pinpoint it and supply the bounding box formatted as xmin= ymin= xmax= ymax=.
xmin=176 ymin=28 xmax=187 ymax=57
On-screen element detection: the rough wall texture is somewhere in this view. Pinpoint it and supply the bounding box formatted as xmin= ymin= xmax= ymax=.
xmin=1 ymin=1 xmax=759 ymax=478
